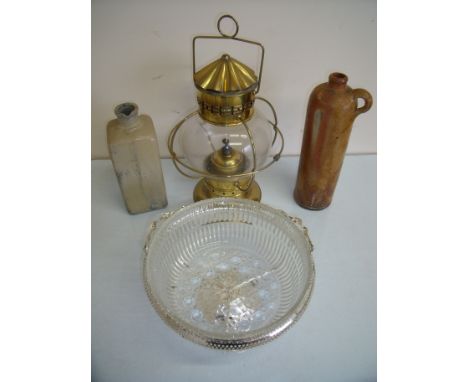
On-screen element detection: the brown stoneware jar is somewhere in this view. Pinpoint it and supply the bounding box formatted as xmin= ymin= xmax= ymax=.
xmin=294 ymin=73 xmax=373 ymax=210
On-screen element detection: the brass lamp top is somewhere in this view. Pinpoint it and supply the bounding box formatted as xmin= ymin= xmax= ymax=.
xmin=207 ymin=138 xmax=245 ymax=175
xmin=194 ymin=54 xmax=257 ymax=126
xmin=194 ymin=54 xmax=258 ymax=95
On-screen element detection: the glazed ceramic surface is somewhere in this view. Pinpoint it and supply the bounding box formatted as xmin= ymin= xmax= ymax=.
xmin=294 ymin=73 xmax=372 ymax=210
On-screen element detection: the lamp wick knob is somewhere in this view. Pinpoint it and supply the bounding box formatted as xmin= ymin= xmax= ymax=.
xmin=222 ymin=138 xmax=232 ymax=157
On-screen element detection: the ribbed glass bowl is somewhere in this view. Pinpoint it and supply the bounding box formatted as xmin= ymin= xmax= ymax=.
xmin=143 ymin=198 xmax=315 ymax=350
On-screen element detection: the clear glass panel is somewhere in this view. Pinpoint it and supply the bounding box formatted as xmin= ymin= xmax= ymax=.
xmin=178 ymin=109 xmax=273 ymax=173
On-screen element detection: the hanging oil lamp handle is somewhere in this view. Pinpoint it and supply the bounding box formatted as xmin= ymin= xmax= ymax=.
xmin=167 ymin=111 xmax=203 ymax=179
xmin=255 ymin=97 xmax=284 ymax=162
xmin=192 ymin=15 xmax=266 ymax=94
xmin=353 ymin=88 xmax=373 ymax=116
xmin=233 ymin=95 xmax=284 ymax=193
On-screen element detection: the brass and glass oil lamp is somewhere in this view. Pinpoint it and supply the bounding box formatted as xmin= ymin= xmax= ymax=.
xmin=168 ymin=15 xmax=284 ymax=202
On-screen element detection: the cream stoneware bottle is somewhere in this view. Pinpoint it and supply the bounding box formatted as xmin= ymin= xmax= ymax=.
xmin=107 ymin=102 xmax=167 ymax=214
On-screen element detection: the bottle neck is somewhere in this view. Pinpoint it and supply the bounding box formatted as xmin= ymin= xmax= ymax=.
xmin=114 ymin=102 xmax=140 ymax=130
xmin=328 ymin=72 xmax=348 ymax=90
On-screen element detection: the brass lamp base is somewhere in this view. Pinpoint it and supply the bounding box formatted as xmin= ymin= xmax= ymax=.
xmin=193 ymin=177 xmax=261 ymax=202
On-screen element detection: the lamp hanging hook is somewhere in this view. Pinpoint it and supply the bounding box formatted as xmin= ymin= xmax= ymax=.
xmin=217 ymin=15 xmax=239 ymax=38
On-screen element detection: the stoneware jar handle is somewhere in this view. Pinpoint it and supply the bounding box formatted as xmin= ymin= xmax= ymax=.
xmin=353 ymin=88 xmax=373 ymax=116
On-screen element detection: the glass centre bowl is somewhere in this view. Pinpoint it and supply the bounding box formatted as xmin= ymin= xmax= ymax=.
xmin=143 ymin=198 xmax=315 ymax=350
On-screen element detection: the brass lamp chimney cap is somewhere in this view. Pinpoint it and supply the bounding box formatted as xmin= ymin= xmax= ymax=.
xmin=194 ymin=54 xmax=258 ymax=96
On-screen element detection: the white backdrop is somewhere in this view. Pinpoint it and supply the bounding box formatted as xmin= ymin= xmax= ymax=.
xmin=92 ymin=0 xmax=376 ymax=159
